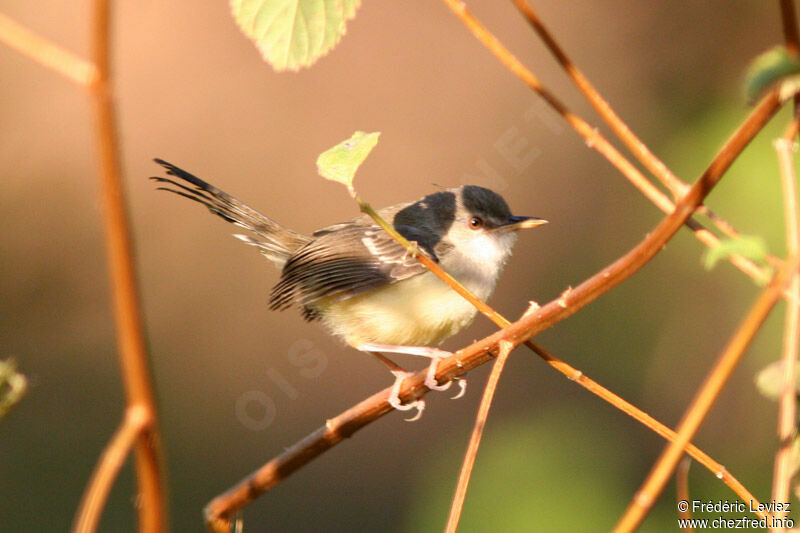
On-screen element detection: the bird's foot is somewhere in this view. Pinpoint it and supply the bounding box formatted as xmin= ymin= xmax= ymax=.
xmin=389 ymin=370 xmax=425 ymax=422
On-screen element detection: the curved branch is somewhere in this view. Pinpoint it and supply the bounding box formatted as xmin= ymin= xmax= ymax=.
xmin=204 ymin=88 xmax=784 ymax=532
xmin=73 ymin=407 xmax=150 ymax=532
xmin=440 ymin=0 xmax=776 ymax=284
xmin=614 ymin=258 xmax=797 ymax=532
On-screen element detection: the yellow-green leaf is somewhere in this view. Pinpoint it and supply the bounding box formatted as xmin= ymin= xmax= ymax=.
xmin=316 ymin=131 xmax=380 ymax=189
xmin=702 ymin=234 xmax=769 ymax=272
xmin=744 ymin=46 xmax=800 ymax=102
xmin=755 ymin=360 xmax=800 ymax=401
xmin=231 ymin=0 xmax=362 ymax=72
xmin=0 ymin=359 xmax=26 ymax=421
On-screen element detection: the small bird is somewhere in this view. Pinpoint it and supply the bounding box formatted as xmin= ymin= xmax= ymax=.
xmin=152 ymin=159 xmax=546 ymax=419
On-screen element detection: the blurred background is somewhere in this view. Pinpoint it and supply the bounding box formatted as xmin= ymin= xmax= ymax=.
xmin=0 ymin=1 xmax=794 ymax=530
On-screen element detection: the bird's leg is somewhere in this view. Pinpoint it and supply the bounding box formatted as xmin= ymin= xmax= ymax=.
xmin=364 ymin=350 xmax=425 ymax=421
xmin=358 ymin=343 xmax=467 ymax=400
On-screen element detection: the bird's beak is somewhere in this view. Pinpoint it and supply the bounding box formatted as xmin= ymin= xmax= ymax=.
xmin=494 ymin=215 xmax=548 ymax=232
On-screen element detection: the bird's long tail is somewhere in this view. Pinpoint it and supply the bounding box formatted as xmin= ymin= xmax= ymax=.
xmin=151 ymin=158 xmax=310 ymax=266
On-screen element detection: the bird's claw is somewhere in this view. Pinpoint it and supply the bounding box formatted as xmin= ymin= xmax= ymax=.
xmin=389 ymin=370 xmax=425 ymax=421
xmin=451 ymin=377 xmax=467 ymax=399
xmin=424 ymin=357 xmax=467 ymax=400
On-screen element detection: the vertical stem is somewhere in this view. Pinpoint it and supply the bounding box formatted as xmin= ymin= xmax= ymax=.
xmin=676 ymin=457 xmax=693 ymax=529
xmin=780 ymin=0 xmax=800 ymax=56
xmin=444 ymin=341 xmax=514 ymax=533
xmin=73 ymin=407 xmax=150 ymax=532
xmin=772 ymin=134 xmax=800 ymax=527
xmin=779 ymin=0 xmax=800 ymax=117
xmin=90 ymin=1 xmax=165 ymax=530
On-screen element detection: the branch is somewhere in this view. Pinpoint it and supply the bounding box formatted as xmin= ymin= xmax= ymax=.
xmin=510 ymin=0 xmax=783 ymax=270
xmin=440 ymin=0 xmax=776 ymax=285
xmin=1 ymin=2 xmax=166 ymax=529
xmin=771 ymin=126 xmax=800 ymax=516
xmin=204 ymin=89 xmax=784 ymax=532
xmin=204 ymin=330 xmax=768 ymax=531
xmin=781 ymin=0 xmax=800 ymax=56
xmin=0 ymin=12 xmax=97 ymax=86
xmin=87 ymin=0 xmax=165 ymax=530
xmin=445 ymin=341 xmax=514 ymax=533
xmin=526 ymin=342 xmax=767 ymax=520
xmin=780 ymin=0 xmax=800 ymax=129
xmin=613 ymin=259 xmax=798 ymax=532
xmin=676 ymin=458 xmax=693 ymax=529
xmin=73 ymin=406 xmax=150 ymax=532
xmin=352 ymin=186 xmax=767 ymax=529
xmin=509 ymin=0 xmax=686 ymax=198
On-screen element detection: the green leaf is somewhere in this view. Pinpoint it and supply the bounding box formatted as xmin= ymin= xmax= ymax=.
xmin=0 ymin=359 xmax=26 ymax=421
xmin=231 ymin=0 xmax=362 ymax=72
xmin=755 ymin=360 xmax=800 ymax=401
xmin=744 ymin=46 xmax=800 ymax=102
xmin=702 ymin=234 xmax=769 ymax=272
xmin=316 ymin=131 xmax=380 ymax=190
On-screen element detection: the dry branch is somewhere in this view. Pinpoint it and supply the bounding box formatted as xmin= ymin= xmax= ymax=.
xmin=204 ymin=86 xmax=785 ymax=532
xmin=73 ymin=407 xmax=150 ymax=532
xmin=509 ymin=0 xmax=782 ymax=276
xmin=75 ymin=1 xmax=166 ymax=530
xmin=440 ymin=0 xmax=776 ymax=285
xmin=445 ymin=340 xmax=514 ymax=533
xmin=771 ymin=129 xmax=800 ymax=520
xmin=0 ymin=12 xmax=98 ymax=86
xmin=614 ymin=258 xmax=798 ymax=532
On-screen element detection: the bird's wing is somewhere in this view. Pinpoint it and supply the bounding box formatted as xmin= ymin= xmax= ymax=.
xmin=269 ymin=222 xmax=452 ymax=318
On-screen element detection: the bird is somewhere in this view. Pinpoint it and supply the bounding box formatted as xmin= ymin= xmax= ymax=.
xmin=152 ymin=159 xmax=547 ymax=419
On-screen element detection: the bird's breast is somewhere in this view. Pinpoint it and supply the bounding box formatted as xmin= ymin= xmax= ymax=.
xmin=315 ymin=269 xmax=498 ymax=347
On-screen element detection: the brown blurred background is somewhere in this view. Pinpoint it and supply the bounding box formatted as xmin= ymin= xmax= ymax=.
xmin=0 ymin=1 xmax=792 ymax=531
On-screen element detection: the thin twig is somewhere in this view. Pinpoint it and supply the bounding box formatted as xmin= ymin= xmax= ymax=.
xmin=0 ymin=12 xmax=98 ymax=86
xmin=204 ymin=89 xmax=784 ymax=531
xmin=781 ymin=0 xmax=800 ymax=56
xmin=444 ymin=341 xmax=514 ymax=533
xmin=356 ymin=198 xmax=511 ymax=327
xmin=203 ymin=334 xmax=767 ymax=531
xmin=780 ymin=0 xmax=800 ymax=119
xmin=440 ymin=0 xmax=776 ymax=285
xmin=355 ymin=165 xmax=765 ymax=530
xmin=509 ymin=0 xmax=755 ymax=254
xmin=73 ymin=406 xmax=150 ymax=532
xmin=86 ymin=0 xmax=165 ymax=530
xmin=613 ymin=259 xmax=798 ymax=533
xmin=1 ymin=3 xmax=166 ymax=529
xmin=676 ymin=457 xmax=693 ymax=532
xmin=358 ymin=192 xmax=769 ymax=526
xmin=510 ymin=0 xmax=685 ymax=198
xmin=771 ymin=129 xmax=800 ymax=524
xmin=526 ymin=342 xmax=767 ymax=520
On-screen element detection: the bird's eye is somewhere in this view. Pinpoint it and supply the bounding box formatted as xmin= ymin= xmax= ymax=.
xmin=469 ymin=216 xmax=484 ymax=230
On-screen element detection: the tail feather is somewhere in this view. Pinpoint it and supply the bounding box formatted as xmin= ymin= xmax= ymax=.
xmin=152 ymin=159 xmax=310 ymax=265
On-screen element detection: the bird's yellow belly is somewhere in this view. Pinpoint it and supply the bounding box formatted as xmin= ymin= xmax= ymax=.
xmin=315 ymin=272 xmax=482 ymax=347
